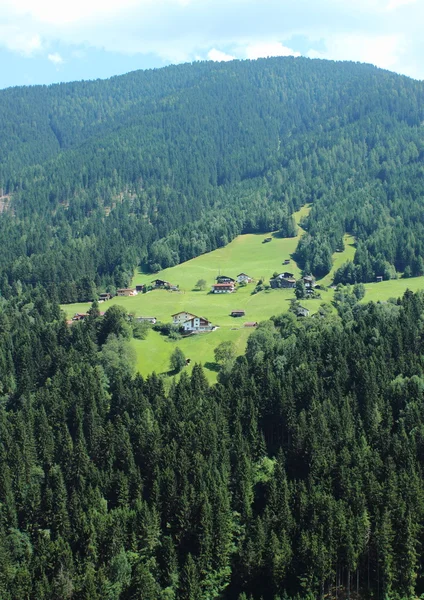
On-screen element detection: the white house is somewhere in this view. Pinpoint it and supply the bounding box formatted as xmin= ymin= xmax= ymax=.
xmin=236 ymin=273 xmax=252 ymax=283
xmin=172 ymin=311 xmax=197 ymax=325
xmin=183 ymin=316 xmax=214 ymax=332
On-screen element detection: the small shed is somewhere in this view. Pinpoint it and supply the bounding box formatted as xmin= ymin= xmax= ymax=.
xmin=244 ymin=321 xmax=258 ymax=328
xmin=263 ymin=237 xmax=272 ymax=243
xmin=231 ymin=310 xmax=246 ymax=317
xmin=376 ymin=276 xmax=383 ymax=283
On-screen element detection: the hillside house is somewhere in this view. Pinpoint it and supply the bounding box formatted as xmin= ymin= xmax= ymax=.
xmin=216 ymin=275 xmax=235 ymax=284
xmin=270 ymin=275 xmax=296 ymax=289
xmin=212 ymin=282 xmax=235 ymax=293
xmin=283 ymin=259 xmax=291 ymax=265
xmin=135 ymin=284 xmax=146 ymax=293
xmin=237 ymin=273 xmax=252 ymax=283
xmin=183 ymin=316 xmax=214 ymax=332
xmin=281 ymin=271 xmax=294 ymax=278
xmin=303 ymin=276 xmax=316 ymax=289
xmin=117 ymin=288 xmax=137 ymax=297
xmin=296 ymin=306 xmax=310 ymax=317
xmin=172 ymin=311 xmax=197 ymax=326
xmin=151 ymin=279 xmax=171 ymax=289
xmin=72 ymin=313 xmax=88 ymax=321
xmin=137 ymin=316 xmax=157 ymax=324
xmin=263 ymin=237 xmax=272 ymax=243
xmin=98 ymin=292 xmax=112 ymax=302
xmin=231 ymin=310 xmax=246 ymax=317
xmin=244 ymin=321 xmax=258 ymax=328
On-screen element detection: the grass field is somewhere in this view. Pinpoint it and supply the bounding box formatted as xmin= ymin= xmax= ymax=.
xmin=61 ymin=206 xmax=424 ymax=382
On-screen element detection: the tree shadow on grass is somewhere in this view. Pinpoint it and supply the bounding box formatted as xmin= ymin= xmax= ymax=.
xmin=204 ymin=361 xmax=221 ymax=373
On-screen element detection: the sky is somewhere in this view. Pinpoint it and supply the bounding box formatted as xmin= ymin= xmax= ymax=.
xmin=0 ymin=0 xmax=422 ymax=89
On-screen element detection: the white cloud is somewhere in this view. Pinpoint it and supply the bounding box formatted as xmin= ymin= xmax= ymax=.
xmin=386 ymin=0 xmax=416 ymax=10
xmin=245 ymin=41 xmax=300 ymax=60
xmin=0 ymin=26 xmax=42 ymax=56
xmin=308 ymin=33 xmax=405 ymax=71
xmin=207 ymin=48 xmax=235 ymax=62
xmin=48 ymin=52 xmax=63 ymax=64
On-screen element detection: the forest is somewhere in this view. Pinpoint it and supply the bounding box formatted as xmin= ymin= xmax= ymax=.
xmin=0 ymin=57 xmax=424 ymax=301
xmin=1 ymin=286 xmax=424 ymax=598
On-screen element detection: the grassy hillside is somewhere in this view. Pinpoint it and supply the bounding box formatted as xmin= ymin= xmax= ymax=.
xmin=62 ymin=206 xmax=424 ymax=382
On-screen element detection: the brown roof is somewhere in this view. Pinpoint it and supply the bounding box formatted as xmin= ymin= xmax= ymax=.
xmin=213 ymin=282 xmax=234 ymax=287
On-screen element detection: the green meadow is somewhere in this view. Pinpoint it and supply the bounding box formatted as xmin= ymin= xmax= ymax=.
xmin=62 ymin=206 xmax=424 ymax=381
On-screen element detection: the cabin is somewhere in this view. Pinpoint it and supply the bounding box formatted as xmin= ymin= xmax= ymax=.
xmin=283 ymin=259 xmax=291 ymax=265
xmin=216 ymin=275 xmax=235 ymax=284
xmin=172 ymin=311 xmax=197 ymax=325
xmin=135 ymin=284 xmax=146 ymax=293
xmin=270 ymin=276 xmax=296 ymax=289
xmin=376 ymin=276 xmax=383 ymax=283
xmin=303 ymin=276 xmax=316 ymax=289
xmin=231 ymin=310 xmax=246 ymax=317
xmin=212 ymin=282 xmax=235 ymax=294
xmin=117 ymin=288 xmax=137 ymax=297
xmin=244 ymin=321 xmax=258 ymax=328
xmin=263 ymin=237 xmax=272 ymax=243
xmin=137 ymin=316 xmax=157 ymax=324
xmin=183 ymin=316 xmax=214 ymax=332
xmin=236 ymin=273 xmax=252 ymax=284
xmin=98 ymin=292 xmax=112 ymax=302
xmin=151 ymin=279 xmax=171 ymax=289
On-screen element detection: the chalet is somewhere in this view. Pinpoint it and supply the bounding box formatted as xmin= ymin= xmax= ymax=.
xmin=263 ymin=237 xmax=272 ymax=243
xmin=98 ymin=292 xmax=112 ymax=302
xmin=117 ymin=288 xmax=137 ymax=297
xmin=212 ymin=282 xmax=235 ymax=294
xmin=376 ymin=275 xmax=383 ymax=283
xmin=135 ymin=284 xmax=146 ymax=293
xmin=151 ymin=279 xmax=171 ymax=289
xmin=296 ymin=305 xmax=310 ymax=318
xmin=137 ymin=316 xmax=157 ymax=324
xmin=270 ymin=276 xmax=296 ymax=289
xmin=244 ymin=321 xmax=258 ymax=328
xmin=72 ymin=313 xmax=88 ymax=321
xmin=236 ymin=273 xmax=252 ymax=283
xmin=216 ymin=275 xmax=235 ymax=284
xmin=172 ymin=311 xmax=197 ymax=326
xmin=231 ymin=310 xmax=246 ymax=317
xmin=303 ymin=276 xmax=316 ymax=289
xmin=281 ymin=271 xmax=294 ymax=278
xmin=183 ymin=316 xmax=214 ymax=333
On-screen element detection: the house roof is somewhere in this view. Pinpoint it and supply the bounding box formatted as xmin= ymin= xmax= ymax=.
xmin=237 ymin=273 xmax=250 ymax=277
xmin=171 ymin=311 xmax=196 ymax=317
xmin=231 ymin=310 xmax=245 ymax=313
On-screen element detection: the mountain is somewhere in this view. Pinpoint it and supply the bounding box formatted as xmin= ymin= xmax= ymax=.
xmin=0 ymin=57 xmax=423 ymax=301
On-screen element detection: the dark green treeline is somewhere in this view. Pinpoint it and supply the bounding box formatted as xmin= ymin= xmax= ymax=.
xmin=1 ymin=58 xmax=424 ymax=300
xmin=1 ymin=289 xmax=424 ymax=598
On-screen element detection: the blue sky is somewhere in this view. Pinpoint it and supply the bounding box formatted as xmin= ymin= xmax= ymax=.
xmin=0 ymin=0 xmax=422 ymax=89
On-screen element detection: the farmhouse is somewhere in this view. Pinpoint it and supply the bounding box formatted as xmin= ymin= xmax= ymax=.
xmin=231 ymin=310 xmax=246 ymax=317
xmin=212 ymin=282 xmax=235 ymax=293
xmin=135 ymin=284 xmax=146 ymax=293
xmin=183 ymin=316 xmax=214 ymax=333
xmin=137 ymin=317 xmax=157 ymax=324
xmin=98 ymin=292 xmax=112 ymax=302
xmin=151 ymin=279 xmax=171 ymax=289
xmin=117 ymin=288 xmax=137 ymax=297
xmin=281 ymin=271 xmax=294 ymax=278
xmin=172 ymin=311 xmax=197 ymax=325
xmin=296 ymin=305 xmax=310 ymax=317
xmin=270 ymin=274 xmax=296 ymax=289
xmin=216 ymin=275 xmax=235 ymax=284
xmin=303 ymin=276 xmax=316 ymax=289
xmin=236 ymin=273 xmax=252 ymax=283
xmin=72 ymin=313 xmax=88 ymax=321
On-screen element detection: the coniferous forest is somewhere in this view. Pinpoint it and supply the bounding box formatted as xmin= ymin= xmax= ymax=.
xmin=0 ymin=57 xmax=424 ymax=301
xmin=2 ymin=288 xmax=424 ymax=599
xmin=3 ymin=57 xmax=424 ymax=599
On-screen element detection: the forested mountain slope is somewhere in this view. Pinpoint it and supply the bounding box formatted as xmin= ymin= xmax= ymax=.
xmin=2 ymin=288 xmax=424 ymax=598
xmin=1 ymin=58 xmax=424 ymax=301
